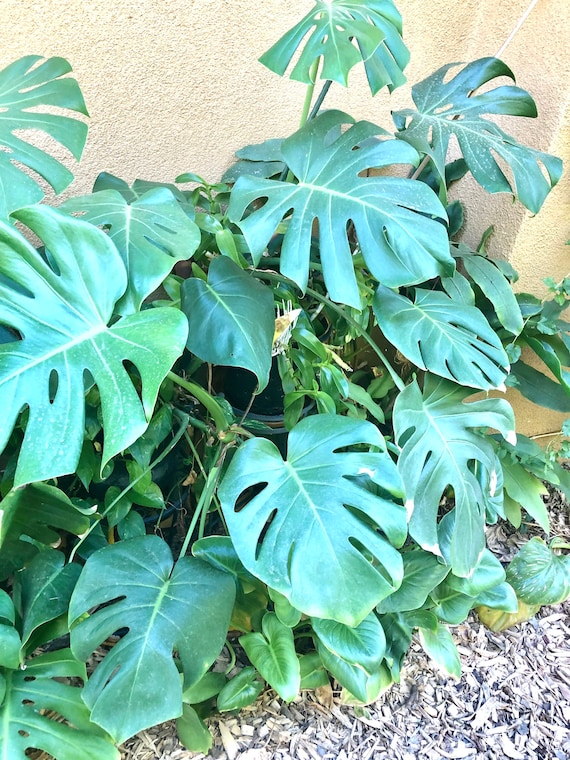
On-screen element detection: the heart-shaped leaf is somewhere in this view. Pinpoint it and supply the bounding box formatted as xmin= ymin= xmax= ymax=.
xmin=219 ymin=414 xmax=406 ymax=626
xmin=0 ymin=56 xmax=88 ymax=216
xmin=373 ymin=284 xmax=510 ymax=390
xmin=0 ymin=483 xmax=90 ymax=581
xmin=394 ymin=375 xmax=515 ymax=576
xmin=506 ymin=537 xmax=570 ymax=605
xmin=312 ymin=611 xmax=386 ymax=676
xmin=228 ymin=110 xmax=451 ymax=307
xmin=259 ymin=0 xmax=409 ymax=95
xmin=418 ymin=624 xmax=461 ymax=678
xmin=376 ymin=550 xmax=450 ymax=614
xmin=181 ymin=257 xmax=275 ymax=391
xmin=240 ymin=613 xmax=300 ymax=702
xmin=69 ymin=535 xmax=235 ymax=744
xmin=0 ymin=649 xmax=119 ymax=760
xmin=61 ymin=187 xmax=200 ymax=315
xmin=393 ymin=58 xmax=562 ymax=212
xmin=0 ymin=206 xmax=188 ymax=486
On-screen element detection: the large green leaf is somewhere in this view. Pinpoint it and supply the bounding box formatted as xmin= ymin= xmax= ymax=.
xmin=181 ymin=257 xmax=274 ymax=390
xmin=0 ymin=206 xmax=188 ymax=486
xmin=259 ymin=0 xmax=409 ymax=95
xmin=219 ymin=414 xmax=406 ymax=626
xmin=506 ymin=537 xmax=570 ymax=606
xmin=0 ymin=483 xmax=90 ymax=581
xmin=312 ymin=611 xmax=385 ymax=676
xmin=393 ymin=58 xmax=562 ymax=212
xmin=394 ymin=375 xmax=515 ymax=577
xmin=373 ymin=285 xmax=509 ymax=390
xmin=0 ymin=649 xmax=119 ymax=760
xmin=69 ymin=535 xmax=235 ymax=744
xmin=229 ymin=110 xmax=452 ymax=308
xmin=0 ymin=56 xmax=88 ymax=217
xmin=508 ymin=360 xmax=570 ymax=412
xmin=61 ymin=187 xmax=200 ymax=315
xmin=240 ymin=613 xmax=300 ymax=702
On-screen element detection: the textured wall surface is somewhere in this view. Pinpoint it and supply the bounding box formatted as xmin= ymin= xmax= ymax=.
xmin=2 ymin=0 xmax=569 ymax=436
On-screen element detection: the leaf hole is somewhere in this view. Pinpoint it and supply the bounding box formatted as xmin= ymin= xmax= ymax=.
xmin=48 ymin=368 xmax=59 ymax=404
xmin=255 ymin=507 xmax=277 ymax=561
xmin=23 ymin=675 xmax=36 ymax=682
xmin=18 ymin=730 xmax=30 ymax=737
xmin=21 ymin=699 xmax=34 ymax=706
xmin=235 ymin=482 xmax=268 ymax=512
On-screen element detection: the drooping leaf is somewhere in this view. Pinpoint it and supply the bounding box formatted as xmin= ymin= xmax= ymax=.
xmin=0 ymin=206 xmax=188 ymax=486
xmin=176 ymin=704 xmax=213 ymax=754
xmin=219 ymin=414 xmax=406 ymax=626
xmin=61 ymin=187 xmax=201 ymax=314
xmin=268 ymin=587 xmax=302 ymax=628
xmin=0 ymin=649 xmax=119 ymax=760
xmin=216 ymin=666 xmax=265 ymax=712
xmin=394 ymin=375 xmax=515 ymax=576
xmin=240 ymin=613 xmax=300 ymax=702
xmin=317 ymin=642 xmax=391 ymax=704
xmin=429 ymin=581 xmax=475 ymax=625
xmin=0 ymin=483 xmax=90 ymax=581
xmin=506 ymin=537 xmax=570 ymax=606
xmin=181 ymin=257 xmax=274 ymax=391
xmin=418 ymin=624 xmax=461 ymax=678
xmin=229 ymin=110 xmax=451 ymax=308
xmin=312 ymin=611 xmax=385 ymax=676
xmin=393 ymin=58 xmax=562 ymax=212
xmin=500 ymin=457 xmax=549 ymax=531
xmin=508 ymin=360 xmax=570 ymax=412
xmin=446 ymin=549 xmax=505 ymax=597
xmin=373 ymin=285 xmax=510 ymax=390
xmin=376 ymin=550 xmax=450 ymax=614
xmin=475 ymin=581 xmax=518 ymax=613
xmin=0 ymin=55 xmax=88 ymax=217
xmin=259 ymin=0 xmax=409 ymax=95
xmin=69 ymin=535 xmax=235 ymax=744
xmin=476 ymin=598 xmax=540 ymax=632
xmin=15 ymin=548 xmax=81 ymax=654
xmin=456 ymin=250 xmax=524 ymax=335
xmin=299 ymin=653 xmax=330 ymax=690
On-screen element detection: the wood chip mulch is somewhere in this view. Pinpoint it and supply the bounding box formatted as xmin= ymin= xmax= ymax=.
xmin=122 ymin=492 xmax=570 ymax=760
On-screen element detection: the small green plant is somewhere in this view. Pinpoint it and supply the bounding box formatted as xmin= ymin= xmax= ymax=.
xmin=1 ymin=3 xmax=569 ymax=756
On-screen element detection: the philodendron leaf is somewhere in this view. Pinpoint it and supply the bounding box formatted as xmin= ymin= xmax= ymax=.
xmin=393 ymin=57 xmax=562 ymax=212
xmin=418 ymin=624 xmax=461 ymax=678
xmin=240 ymin=613 xmax=300 ymax=702
xmin=216 ymin=666 xmax=265 ymax=712
xmin=259 ymin=0 xmax=409 ymax=95
xmin=181 ymin=257 xmax=274 ymax=391
xmin=0 ymin=649 xmax=119 ymax=760
xmin=15 ymin=548 xmax=81 ymax=654
xmin=69 ymin=535 xmax=235 ymax=744
xmin=0 ymin=55 xmax=88 ymax=217
xmin=0 ymin=483 xmax=90 ymax=581
xmin=312 ymin=611 xmax=386 ymax=676
xmin=394 ymin=375 xmax=516 ymax=577
xmin=376 ymin=550 xmax=450 ymax=614
xmin=176 ymin=705 xmax=213 ymax=754
xmin=506 ymin=537 xmax=570 ymax=606
xmin=229 ymin=110 xmax=452 ymax=308
xmin=0 ymin=206 xmax=188 ymax=486
xmin=373 ymin=285 xmax=510 ymax=391
xmin=316 ymin=643 xmax=392 ymax=704
xmin=219 ymin=414 xmax=407 ymax=626
xmin=61 ymin=187 xmax=201 ymax=314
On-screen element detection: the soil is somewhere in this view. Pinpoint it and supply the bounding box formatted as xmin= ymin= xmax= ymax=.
xmin=121 ymin=488 xmax=570 ymax=760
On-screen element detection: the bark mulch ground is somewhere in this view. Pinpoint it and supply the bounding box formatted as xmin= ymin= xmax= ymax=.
xmin=122 ymin=493 xmax=570 ymax=760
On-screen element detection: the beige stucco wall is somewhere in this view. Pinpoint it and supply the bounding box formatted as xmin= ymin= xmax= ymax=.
xmin=2 ymin=0 xmax=569 ymax=438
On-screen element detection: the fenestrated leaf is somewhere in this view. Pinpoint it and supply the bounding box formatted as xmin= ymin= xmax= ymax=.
xmin=373 ymin=285 xmax=509 ymax=390
xmin=259 ymin=0 xmax=409 ymax=95
xmin=229 ymin=110 xmax=451 ymax=308
xmin=394 ymin=375 xmax=516 ymax=577
xmin=506 ymin=537 xmax=570 ymax=605
xmin=393 ymin=58 xmax=562 ymax=212
xmin=15 ymin=548 xmax=81 ymax=653
xmin=0 ymin=483 xmax=90 ymax=581
xmin=240 ymin=613 xmax=300 ymax=702
xmin=68 ymin=535 xmax=235 ymax=744
xmin=376 ymin=550 xmax=450 ymax=614
xmin=0 ymin=649 xmax=119 ymax=760
xmin=0 ymin=56 xmax=88 ymax=217
xmin=456 ymin=250 xmax=524 ymax=335
xmin=0 ymin=206 xmax=188 ymax=486
xmin=312 ymin=611 xmax=385 ymax=676
xmin=61 ymin=187 xmax=200 ymax=314
xmin=181 ymin=257 xmax=274 ymax=391
xmin=219 ymin=414 xmax=406 ymax=626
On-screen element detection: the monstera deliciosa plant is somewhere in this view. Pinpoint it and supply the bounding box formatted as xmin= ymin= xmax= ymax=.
xmin=1 ymin=3 xmax=570 ymax=757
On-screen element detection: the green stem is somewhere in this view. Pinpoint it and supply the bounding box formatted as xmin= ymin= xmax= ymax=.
xmin=308 ymin=79 xmax=333 ymax=121
xmin=254 ymin=270 xmax=405 ymax=391
xmin=167 ymin=370 xmax=229 ymax=432
xmin=299 ymin=59 xmax=321 ymax=128
xmin=69 ymin=408 xmax=190 ymax=562
xmin=178 ymin=459 xmax=223 ymax=556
